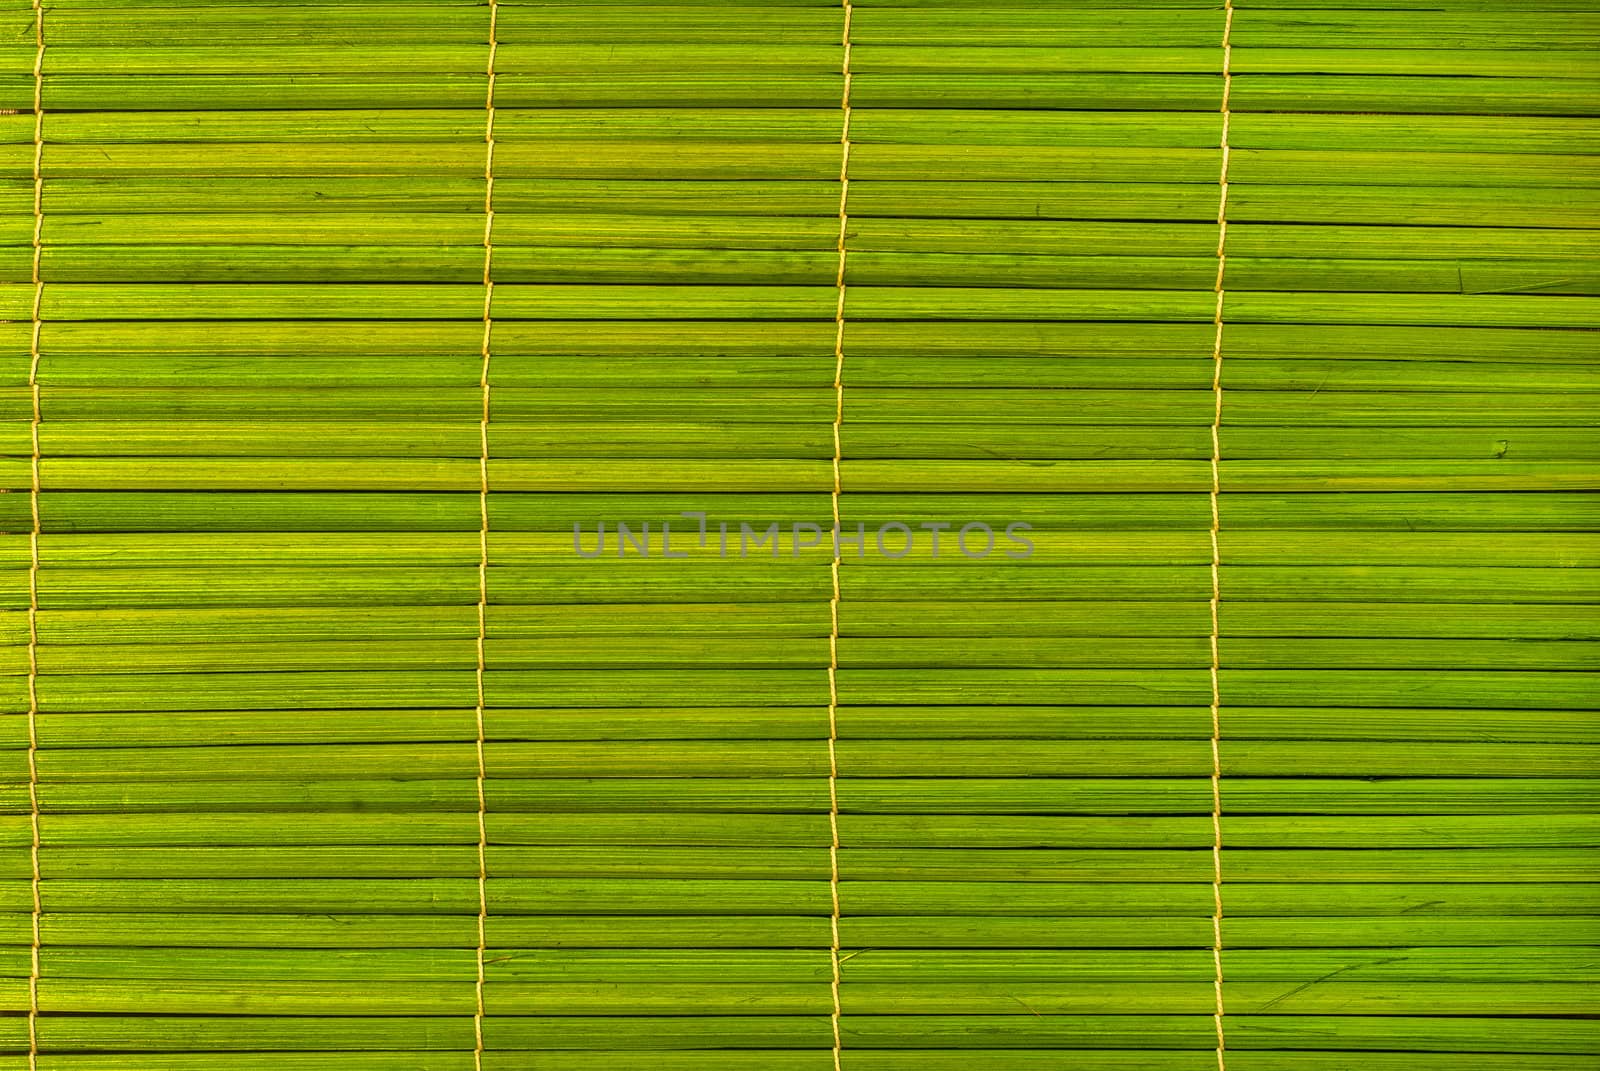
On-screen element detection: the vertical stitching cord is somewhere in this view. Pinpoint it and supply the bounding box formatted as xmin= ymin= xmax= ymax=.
xmin=827 ymin=2 xmax=853 ymax=1066
xmin=26 ymin=2 xmax=43 ymax=1066
xmin=474 ymin=1 xmax=497 ymax=1066
xmin=1210 ymin=3 xmax=1234 ymax=1068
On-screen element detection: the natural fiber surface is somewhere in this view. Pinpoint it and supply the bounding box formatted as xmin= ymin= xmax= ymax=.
xmin=0 ymin=0 xmax=1596 ymax=1068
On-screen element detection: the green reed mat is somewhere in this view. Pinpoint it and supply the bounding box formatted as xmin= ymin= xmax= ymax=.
xmin=0 ymin=0 xmax=1597 ymax=1068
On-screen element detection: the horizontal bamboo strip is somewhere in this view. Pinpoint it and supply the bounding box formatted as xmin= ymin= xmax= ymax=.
xmin=17 ymin=703 xmax=1596 ymax=746
xmin=0 ymin=807 xmax=1581 ymax=849
xmin=7 ymin=773 xmax=1596 ymax=814
xmin=6 ymin=283 xmax=1599 ymax=325
xmin=3 ymin=564 xmax=1595 ymax=612
xmin=12 ymin=945 xmax=1597 ymax=985
xmin=0 ymin=142 xmax=1583 ymax=186
xmin=0 ymin=1011 xmax=1575 ymax=1053
xmin=11 ymin=247 xmax=1600 ymax=296
xmin=86 ymin=74 xmax=1600 ymax=112
xmin=0 ymin=978 xmax=1586 ymax=1017
xmin=1 ymin=359 xmax=1594 ymax=398
xmin=0 ymin=879 xmax=1584 ymax=919
xmin=1 ymin=457 xmax=1592 ymax=493
xmin=0 ymin=531 xmax=1587 ymax=569
xmin=0 ymin=563 xmax=1592 ymax=611
xmin=0 ymin=354 xmax=1590 ymax=393
xmin=0 ymin=810 xmax=1583 ymax=849
xmin=14 ymin=179 xmax=1596 ymax=225
xmin=15 ymin=599 xmax=1592 ymax=645
xmin=0 ymin=321 xmax=1589 ymax=364
xmin=4 ymin=423 xmax=1593 ymax=461
xmin=22 ymin=741 xmax=1582 ymax=780
xmin=7 ymin=215 xmax=1597 ymax=266
xmin=0 ymin=845 xmax=1587 ymax=883
xmin=11 ymin=108 xmax=1578 ymax=154
xmin=0 ymin=1052 xmax=1427 ymax=1071
xmin=4 ymin=387 xmax=1597 ymax=428
xmin=0 ymin=1048 xmax=1578 ymax=1070
xmin=1 ymin=634 xmax=1593 ymax=673
xmin=0 ymin=908 xmax=1576 ymax=951
xmin=1 ymin=45 xmax=1590 ymax=81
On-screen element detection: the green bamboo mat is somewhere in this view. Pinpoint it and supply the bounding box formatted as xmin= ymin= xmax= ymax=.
xmin=0 ymin=0 xmax=1594 ymax=1067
